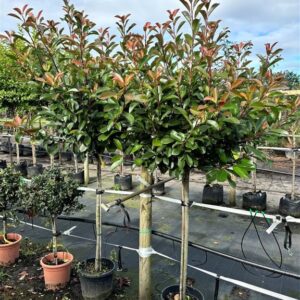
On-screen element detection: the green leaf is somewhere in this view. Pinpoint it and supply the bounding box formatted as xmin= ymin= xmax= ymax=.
xmin=111 ymin=157 xmax=123 ymax=171
xmin=79 ymin=144 xmax=88 ymax=153
xmin=223 ymin=117 xmax=240 ymax=124
xmin=175 ymin=107 xmax=192 ymax=127
xmin=207 ymin=120 xmax=220 ymax=130
xmin=131 ymin=144 xmax=142 ymax=154
xmin=170 ymin=130 xmax=185 ymax=142
xmin=185 ymin=154 xmax=193 ymax=167
xmin=113 ymin=139 xmax=123 ymax=151
xmin=233 ymin=166 xmax=249 ymax=178
xmin=123 ymin=112 xmax=134 ymax=125
xmin=269 ymin=128 xmax=289 ymax=136
xmin=161 ymin=137 xmax=174 ymax=145
xmin=215 ymin=169 xmax=228 ymax=182
xmin=152 ymin=138 xmax=162 ymax=147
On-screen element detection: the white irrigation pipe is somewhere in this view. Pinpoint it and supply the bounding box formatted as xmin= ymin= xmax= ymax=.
xmin=258 ymin=146 xmax=300 ymax=152
xmin=3 ymin=215 xmax=297 ymax=300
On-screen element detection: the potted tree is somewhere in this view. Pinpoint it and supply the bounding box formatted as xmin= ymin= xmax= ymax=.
xmin=242 ymin=157 xmax=267 ymax=211
xmin=4 ymin=115 xmax=28 ymax=176
xmin=0 ymin=167 xmax=23 ymax=266
xmin=21 ymin=167 xmax=83 ymax=290
xmin=119 ymin=1 xmax=296 ymax=299
xmin=279 ymin=122 xmax=300 ymax=217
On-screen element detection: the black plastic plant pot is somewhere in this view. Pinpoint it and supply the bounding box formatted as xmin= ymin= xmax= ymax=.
xmin=15 ymin=161 xmax=28 ymax=177
xmin=153 ymin=179 xmax=165 ymax=196
xmin=202 ymin=184 xmax=223 ymax=205
xmin=102 ymin=153 xmax=112 ymax=166
xmin=123 ymin=155 xmax=133 ymax=166
xmin=279 ymin=194 xmax=300 ymax=218
xmin=79 ymin=258 xmax=115 ymax=300
xmin=0 ymin=160 xmax=7 ymax=169
xmin=22 ymin=146 xmax=32 ymax=157
xmin=242 ymin=191 xmax=267 ymax=211
xmin=73 ymin=170 xmax=84 ymax=184
xmin=161 ymin=285 xmax=204 ymax=300
xmin=61 ymin=151 xmax=73 ymax=162
xmin=114 ymin=174 xmax=133 ymax=191
xmin=27 ymin=164 xmax=44 ymax=179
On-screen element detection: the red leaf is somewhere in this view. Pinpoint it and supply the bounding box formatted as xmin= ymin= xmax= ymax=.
xmin=22 ymin=4 xmax=28 ymax=13
xmin=13 ymin=7 xmax=22 ymax=15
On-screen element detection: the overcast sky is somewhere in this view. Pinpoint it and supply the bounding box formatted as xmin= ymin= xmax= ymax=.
xmin=0 ymin=0 xmax=299 ymax=73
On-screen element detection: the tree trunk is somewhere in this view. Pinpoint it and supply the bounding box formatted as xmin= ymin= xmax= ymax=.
xmin=74 ymin=153 xmax=79 ymax=173
xmin=84 ymin=153 xmax=89 ymax=185
xmin=291 ymin=133 xmax=296 ymax=200
xmin=3 ymin=213 xmax=6 ymax=237
xmin=95 ymin=155 xmax=102 ymax=272
xmin=228 ymin=175 xmax=236 ymax=207
xmin=120 ymin=151 xmax=124 ymax=176
xmin=32 ymin=143 xmax=36 ymax=166
xmin=58 ymin=143 xmax=62 ymax=166
xmin=179 ymin=168 xmax=190 ymax=300
xmin=251 ymin=157 xmax=257 ymax=193
xmin=51 ymin=216 xmax=58 ymax=265
xmin=50 ymin=154 xmax=55 ymax=168
xmin=8 ymin=136 xmax=13 ymax=165
xmin=139 ymin=167 xmax=153 ymax=300
xmin=16 ymin=142 xmax=20 ymax=165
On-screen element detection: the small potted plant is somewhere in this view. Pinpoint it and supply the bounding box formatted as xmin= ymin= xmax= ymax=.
xmin=113 ymin=147 xmax=133 ymax=191
xmin=21 ymin=167 xmax=84 ymax=290
xmin=0 ymin=167 xmax=23 ymax=266
xmin=161 ymin=285 xmax=204 ymax=300
xmin=242 ymin=157 xmax=267 ymax=211
xmin=279 ymin=132 xmax=300 ymax=217
xmin=202 ymin=183 xmax=224 ymax=205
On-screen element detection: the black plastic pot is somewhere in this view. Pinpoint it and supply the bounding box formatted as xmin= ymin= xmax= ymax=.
xmin=73 ymin=170 xmax=84 ymax=184
xmin=279 ymin=194 xmax=300 ymax=218
xmin=0 ymin=160 xmax=7 ymax=169
xmin=22 ymin=146 xmax=32 ymax=156
xmin=79 ymin=258 xmax=115 ymax=300
xmin=15 ymin=161 xmax=28 ymax=177
xmin=153 ymin=179 xmax=165 ymax=196
xmin=102 ymin=153 xmax=112 ymax=165
xmin=123 ymin=155 xmax=133 ymax=166
xmin=242 ymin=191 xmax=267 ymax=211
xmin=27 ymin=164 xmax=44 ymax=178
xmin=114 ymin=174 xmax=133 ymax=191
xmin=161 ymin=285 xmax=204 ymax=300
xmin=61 ymin=151 xmax=73 ymax=162
xmin=202 ymin=184 xmax=223 ymax=205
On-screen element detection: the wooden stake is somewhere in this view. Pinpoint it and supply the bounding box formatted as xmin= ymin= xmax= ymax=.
xmin=84 ymin=152 xmax=89 ymax=185
xmin=32 ymin=143 xmax=36 ymax=166
xmin=228 ymin=175 xmax=236 ymax=207
xmin=179 ymin=168 xmax=190 ymax=300
xmin=139 ymin=167 xmax=153 ymax=300
xmin=95 ymin=155 xmax=102 ymax=272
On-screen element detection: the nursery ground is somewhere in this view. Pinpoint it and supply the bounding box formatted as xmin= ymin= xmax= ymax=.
xmin=1 ymin=152 xmax=300 ymax=299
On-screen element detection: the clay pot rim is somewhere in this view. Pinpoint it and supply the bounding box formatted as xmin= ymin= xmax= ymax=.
xmin=40 ymin=251 xmax=74 ymax=270
xmin=0 ymin=233 xmax=22 ymax=248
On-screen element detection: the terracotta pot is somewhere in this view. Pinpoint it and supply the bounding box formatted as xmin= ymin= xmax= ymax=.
xmin=0 ymin=233 xmax=22 ymax=266
xmin=40 ymin=251 xmax=74 ymax=290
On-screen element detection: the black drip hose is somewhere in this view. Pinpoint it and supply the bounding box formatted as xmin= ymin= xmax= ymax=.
xmin=241 ymin=211 xmax=283 ymax=278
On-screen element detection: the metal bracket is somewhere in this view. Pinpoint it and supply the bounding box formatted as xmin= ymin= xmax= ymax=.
xmin=266 ymin=215 xmax=282 ymax=234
